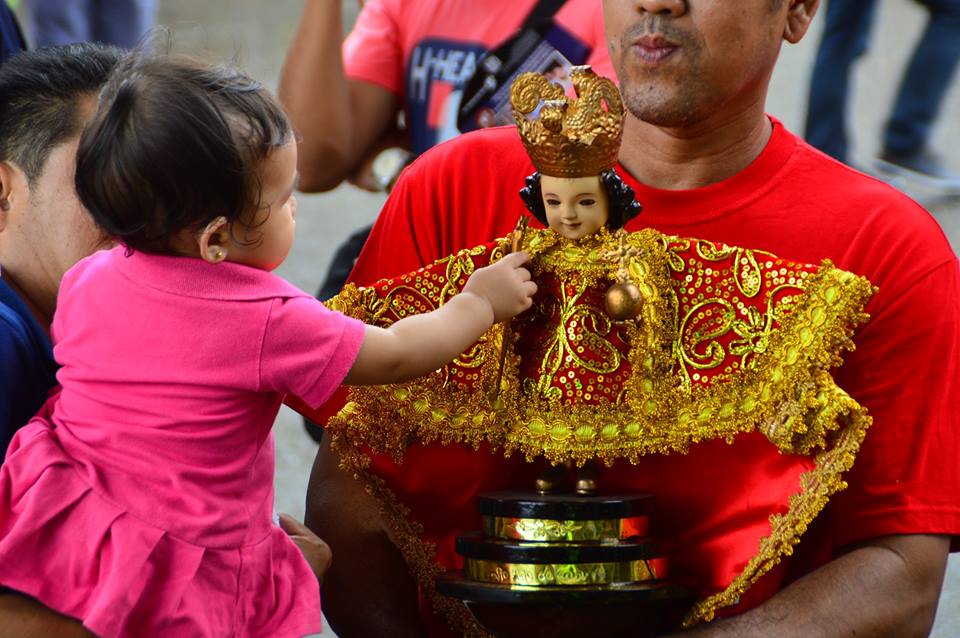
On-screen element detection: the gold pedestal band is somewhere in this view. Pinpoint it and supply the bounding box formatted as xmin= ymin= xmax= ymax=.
xmin=482 ymin=515 xmax=649 ymax=542
xmin=464 ymin=557 xmax=668 ymax=587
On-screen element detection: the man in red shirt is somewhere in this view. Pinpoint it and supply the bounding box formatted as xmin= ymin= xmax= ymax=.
xmin=305 ymin=1 xmax=959 ymax=636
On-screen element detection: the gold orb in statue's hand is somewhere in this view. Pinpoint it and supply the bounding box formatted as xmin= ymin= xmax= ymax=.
xmin=605 ymin=281 xmax=643 ymax=321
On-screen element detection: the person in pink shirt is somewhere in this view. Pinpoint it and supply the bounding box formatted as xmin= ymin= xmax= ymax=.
xmin=0 ymin=53 xmax=536 ymax=638
xmin=280 ymin=0 xmax=613 ymax=193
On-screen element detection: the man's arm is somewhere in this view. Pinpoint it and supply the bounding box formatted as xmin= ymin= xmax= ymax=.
xmin=278 ymin=0 xmax=399 ymax=192
xmin=305 ymin=437 xmax=426 ymax=637
xmin=675 ymin=534 xmax=950 ymax=638
xmin=0 ymin=592 xmax=94 ymax=638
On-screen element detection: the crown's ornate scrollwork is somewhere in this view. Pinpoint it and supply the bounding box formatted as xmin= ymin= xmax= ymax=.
xmin=510 ymin=66 xmax=625 ymax=177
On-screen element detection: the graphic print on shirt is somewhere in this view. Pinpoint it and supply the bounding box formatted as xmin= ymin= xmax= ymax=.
xmin=404 ymin=26 xmax=591 ymax=155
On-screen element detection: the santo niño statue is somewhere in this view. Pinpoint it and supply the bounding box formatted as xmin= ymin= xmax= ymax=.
xmin=324 ymin=67 xmax=877 ymax=633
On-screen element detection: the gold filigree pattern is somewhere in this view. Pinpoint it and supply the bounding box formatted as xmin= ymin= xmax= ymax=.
xmin=511 ymin=67 xmax=624 ymax=177
xmin=325 ymin=225 xmax=877 ymax=631
xmin=330 ymin=228 xmax=873 ymax=466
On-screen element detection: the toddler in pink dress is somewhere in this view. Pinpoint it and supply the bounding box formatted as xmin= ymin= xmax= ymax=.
xmin=0 ymin=54 xmax=536 ymax=637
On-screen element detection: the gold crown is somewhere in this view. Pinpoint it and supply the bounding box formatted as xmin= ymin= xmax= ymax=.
xmin=510 ymin=66 xmax=624 ymax=178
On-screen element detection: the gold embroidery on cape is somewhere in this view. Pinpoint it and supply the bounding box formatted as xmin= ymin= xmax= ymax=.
xmin=329 ymin=434 xmax=495 ymax=638
xmin=326 ymin=226 xmax=876 ymax=633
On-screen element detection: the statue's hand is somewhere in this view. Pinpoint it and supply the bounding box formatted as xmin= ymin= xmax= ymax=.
xmin=462 ymin=251 xmax=537 ymax=323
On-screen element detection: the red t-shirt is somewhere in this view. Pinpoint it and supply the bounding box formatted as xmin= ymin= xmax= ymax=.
xmin=343 ymin=0 xmax=612 ymax=154
xmin=321 ymin=120 xmax=960 ymax=633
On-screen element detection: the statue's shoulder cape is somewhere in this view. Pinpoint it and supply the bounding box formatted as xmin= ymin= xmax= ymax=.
xmin=328 ymin=227 xmax=874 ymax=464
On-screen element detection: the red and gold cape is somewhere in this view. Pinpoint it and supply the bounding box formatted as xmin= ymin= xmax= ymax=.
xmin=323 ymin=225 xmax=876 ymax=634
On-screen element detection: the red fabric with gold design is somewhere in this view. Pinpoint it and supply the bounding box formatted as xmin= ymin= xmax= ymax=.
xmin=318 ymin=224 xmax=872 ymax=632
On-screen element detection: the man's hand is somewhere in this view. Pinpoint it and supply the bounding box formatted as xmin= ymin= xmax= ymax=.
xmin=674 ymin=534 xmax=950 ymax=638
xmin=279 ymin=513 xmax=333 ymax=584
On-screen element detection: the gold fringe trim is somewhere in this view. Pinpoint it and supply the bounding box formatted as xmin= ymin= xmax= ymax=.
xmin=328 ymin=433 xmax=493 ymax=638
xmin=329 ymin=256 xmax=875 ymax=466
xmin=327 ymin=393 xmax=873 ymax=634
xmin=684 ymin=388 xmax=872 ymax=625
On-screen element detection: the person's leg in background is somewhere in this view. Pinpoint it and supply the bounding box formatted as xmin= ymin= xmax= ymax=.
xmin=877 ymin=0 xmax=960 ymax=187
xmin=805 ymin=0 xmax=880 ymax=163
xmin=91 ymin=0 xmax=156 ymax=49
xmin=25 ymin=0 xmax=92 ymax=47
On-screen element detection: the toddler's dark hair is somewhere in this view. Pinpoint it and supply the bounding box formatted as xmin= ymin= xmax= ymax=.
xmin=75 ymin=54 xmax=292 ymax=254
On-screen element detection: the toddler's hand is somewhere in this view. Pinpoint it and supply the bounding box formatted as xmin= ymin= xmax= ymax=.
xmin=279 ymin=513 xmax=332 ymax=584
xmin=462 ymin=252 xmax=537 ymax=323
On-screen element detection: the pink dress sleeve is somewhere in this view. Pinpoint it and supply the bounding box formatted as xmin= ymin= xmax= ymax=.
xmin=259 ymin=296 xmax=366 ymax=408
xmin=343 ymin=0 xmax=404 ymax=95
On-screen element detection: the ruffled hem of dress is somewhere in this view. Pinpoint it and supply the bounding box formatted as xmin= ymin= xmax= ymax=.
xmin=0 ymin=421 xmax=320 ymax=638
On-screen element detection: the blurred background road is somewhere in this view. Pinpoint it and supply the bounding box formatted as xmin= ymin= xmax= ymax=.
xmin=18 ymin=0 xmax=960 ymax=635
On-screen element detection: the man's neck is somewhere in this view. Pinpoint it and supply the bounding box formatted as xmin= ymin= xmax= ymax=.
xmin=1 ymin=265 xmax=55 ymax=333
xmin=618 ymin=104 xmax=773 ymax=191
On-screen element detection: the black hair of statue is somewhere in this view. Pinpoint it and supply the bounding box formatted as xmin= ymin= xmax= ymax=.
xmin=518 ymin=169 xmax=642 ymax=230
xmin=74 ymin=53 xmax=292 ymax=255
xmin=0 ymin=43 xmax=123 ymax=184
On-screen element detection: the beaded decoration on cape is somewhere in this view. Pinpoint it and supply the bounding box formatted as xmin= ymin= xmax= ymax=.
xmin=511 ymin=66 xmax=623 ymax=177
xmin=329 ymin=227 xmax=873 ymax=465
xmin=325 ymin=226 xmax=877 ymax=635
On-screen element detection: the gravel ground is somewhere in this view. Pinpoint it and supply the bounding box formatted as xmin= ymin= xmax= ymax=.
xmin=141 ymin=1 xmax=958 ymax=635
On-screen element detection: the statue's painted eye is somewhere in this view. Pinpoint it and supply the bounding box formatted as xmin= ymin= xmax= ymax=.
xmin=546 ymin=199 xmax=561 ymax=207
xmin=580 ymin=199 xmax=596 ymax=207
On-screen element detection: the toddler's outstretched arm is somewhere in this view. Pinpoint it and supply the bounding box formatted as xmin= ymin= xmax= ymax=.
xmin=343 ymin=252 xmax=536 ymax=385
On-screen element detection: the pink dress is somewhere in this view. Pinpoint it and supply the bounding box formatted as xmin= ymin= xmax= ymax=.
xmin=0 ymin=247 xmax=365 ymax=637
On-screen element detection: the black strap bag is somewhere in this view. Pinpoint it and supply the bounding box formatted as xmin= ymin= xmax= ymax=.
xmin=457 ymin=0 xmax=578 ymax=133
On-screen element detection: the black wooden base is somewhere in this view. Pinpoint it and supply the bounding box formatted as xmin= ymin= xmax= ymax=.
xmin=477 ymin=491 xmax=654 ymax=520
xmin=456 ymin=531 xmax=663 ymax=563
xmin=437 ymin=573 xmax=692 ymax=638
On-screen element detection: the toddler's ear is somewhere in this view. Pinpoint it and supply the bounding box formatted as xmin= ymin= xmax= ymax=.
xmin=198 ymin=216 xmax=230 ymax=264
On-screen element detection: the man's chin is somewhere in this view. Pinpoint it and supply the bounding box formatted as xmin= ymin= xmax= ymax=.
xmin=624 ymin=100 xmax=702 ymax=129
xmin=619 ymin=82 xmax=706 ymax=129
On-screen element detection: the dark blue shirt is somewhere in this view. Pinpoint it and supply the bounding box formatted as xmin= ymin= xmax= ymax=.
xmin=0 ymin=3 xmax=25 ymax=66
xmin=0 ymin=277 xmax=57 ymax=459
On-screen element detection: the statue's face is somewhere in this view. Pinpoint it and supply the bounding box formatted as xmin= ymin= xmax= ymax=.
xmin=540 ymin=174 xmax=609 ymax=241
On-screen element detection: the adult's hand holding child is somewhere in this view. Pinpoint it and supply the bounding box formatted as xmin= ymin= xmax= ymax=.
xmin=279 ymin=514 xmax=332 ymax=584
